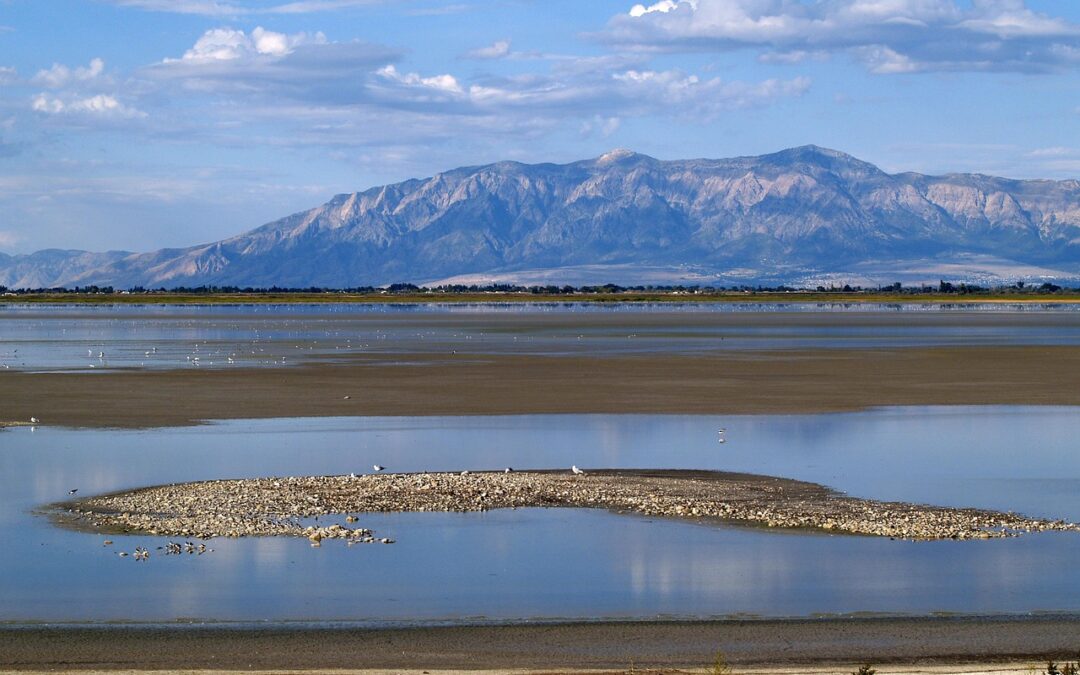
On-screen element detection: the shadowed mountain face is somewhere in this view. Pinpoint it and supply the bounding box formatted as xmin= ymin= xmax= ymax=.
xmin=3 ymin=146 xmax=1080 ymax=288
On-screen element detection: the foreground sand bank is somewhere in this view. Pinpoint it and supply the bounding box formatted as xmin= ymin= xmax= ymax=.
xmin=3 ymin=618 xmax=1080 ymax=671
xmin=5 ymin=345 xmax=1080 ymax=428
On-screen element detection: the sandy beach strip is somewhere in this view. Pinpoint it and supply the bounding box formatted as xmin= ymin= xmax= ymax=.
xmin=5 ymin=345 xmax=1080 ymax=428
xmin=3 ymin=617 xmax=1080 ymax=672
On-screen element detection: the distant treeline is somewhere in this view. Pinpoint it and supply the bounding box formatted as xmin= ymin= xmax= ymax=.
xmin=0 ymin=280 xmax=1074 ymax=296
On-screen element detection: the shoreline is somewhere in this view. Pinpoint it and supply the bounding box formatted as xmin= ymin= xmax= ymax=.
xmin=5 ymin=291 xmax=1080 ymax=305
xmin=4 ymin=616 xmax=1080 ymax=671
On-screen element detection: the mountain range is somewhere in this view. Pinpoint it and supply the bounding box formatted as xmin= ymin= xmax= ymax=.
xmin=3 ymin=145 xmax=1080 ymax=289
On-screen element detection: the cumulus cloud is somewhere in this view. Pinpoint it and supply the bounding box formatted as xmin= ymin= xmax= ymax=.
xmin=171 ymin=26 xmax=326 ymax=62
xmin=629 ymin=0 xmax=683 ymax=18
xmin=604 ymin=0 xmax=1080 ymax=74
xmin=149 ymin=27 xmax=808 ymax=121
xmin=464 ymin=39 xmax=511 ymax=60
xmin=377 ymin=65 xmax=464 ymax=95
xmin=144 ymin=28 xmax=402 ymax=108
xmin=32 ymin=58 xmax=106 ymax=88
xmin=32 ymin=93 xmax=146 ymax=118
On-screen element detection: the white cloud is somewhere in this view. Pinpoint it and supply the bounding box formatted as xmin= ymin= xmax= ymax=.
xmin=173 ymin=27 xmax=325 ymax=62
xmin=465 ymin=40 xmax=511 ymax=60
xmin=629 ymin=0 xmax=686 ymax=18
xmin=605 ymin=0 xmax=1080 ymax=74
xmin=0 ymin=66 xmax=17 ymax=85
xmin=853 ymin=45 xmax=920 ymax=73
xmin=377 ymin=65 xmax=464 ymax=95
xmin=32 ymin=93 xmax=146 ymax=118
xmin=32 ymin=58 xmax=106 ymax=88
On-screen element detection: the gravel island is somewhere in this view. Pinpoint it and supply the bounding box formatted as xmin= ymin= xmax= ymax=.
xmin=54 ymin=469 xmax=1078 ymax=542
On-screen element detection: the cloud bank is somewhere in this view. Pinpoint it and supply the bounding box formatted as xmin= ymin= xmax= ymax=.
xmin=605 ymin=0 xmax=1080 ymax=73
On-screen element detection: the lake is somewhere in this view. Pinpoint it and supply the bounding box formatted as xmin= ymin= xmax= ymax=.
xmin=2 ymin=407 xmax=1079 ymax=624
xmin=3 ymin=301 xmax=1080 ymax=372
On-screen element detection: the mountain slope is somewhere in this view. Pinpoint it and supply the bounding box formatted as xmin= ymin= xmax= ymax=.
xmin=3 ymin=146 xmax=1080 ymax=289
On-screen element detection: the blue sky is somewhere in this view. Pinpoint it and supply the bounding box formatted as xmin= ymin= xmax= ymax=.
xmin=1 ymin=0 xmax=1079 ymax=253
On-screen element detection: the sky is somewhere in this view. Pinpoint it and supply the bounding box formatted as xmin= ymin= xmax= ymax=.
xmin=1 ymin=0 xmax=1079 ymax=254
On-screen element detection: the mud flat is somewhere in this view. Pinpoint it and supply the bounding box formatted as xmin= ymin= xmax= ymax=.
xmin=6 ymin=345 xmax=1080 ymax=428
xmin=55 ymin=469 xmax=1077 ymax=541
xmin=4 ymin=617 xmax=1080 ymax=672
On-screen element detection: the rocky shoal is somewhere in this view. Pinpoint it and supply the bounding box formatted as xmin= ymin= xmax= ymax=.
xmin=55 ymin=469 xmax=1078 ymax=542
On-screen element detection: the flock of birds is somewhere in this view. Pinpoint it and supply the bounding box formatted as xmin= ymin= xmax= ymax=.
xmin=109 ymin=540 xmax=211 ymax=561
xmin=368 ymin=464 xmax=586 ymax=476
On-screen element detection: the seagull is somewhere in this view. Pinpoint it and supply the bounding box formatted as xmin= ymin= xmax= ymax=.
xmin=29 ymin=417 xmax=38 ymax=424
xmin=571 ymin=465 xmax=585 ymax=475
xmin=372 ymin=465 xmax=384 ymax=472
xmin=68 ymin=488 xmax=78 ymax=495
xmin=504 ymin=467 xmax=513 ymax=473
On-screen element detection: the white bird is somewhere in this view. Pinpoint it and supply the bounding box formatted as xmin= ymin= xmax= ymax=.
xmin=571 ymin=465 xmax=585 ymax=475
xmin=29 ymin=417 xmax=39 ymax=424
xmin=372 ymin=465 xmax=384 ymax=472
xmin=505 ymin=467 xmax=513 ymax=473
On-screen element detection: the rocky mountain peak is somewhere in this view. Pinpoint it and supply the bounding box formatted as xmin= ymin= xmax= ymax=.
xmin=2 ymin=147 xmax=1078 ymax=289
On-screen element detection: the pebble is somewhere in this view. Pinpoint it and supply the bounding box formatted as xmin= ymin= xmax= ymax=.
xmin=58 ymin=470 xmax=1080 ymax=543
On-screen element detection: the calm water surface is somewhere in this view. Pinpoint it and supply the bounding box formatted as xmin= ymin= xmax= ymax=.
xmin=3 ymin=302 xmax=1080 ymax=371
xmin=2 ymin=408 xmax=1079 ymax=623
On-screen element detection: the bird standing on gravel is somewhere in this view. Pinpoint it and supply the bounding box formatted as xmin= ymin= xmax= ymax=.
xmin=571 ymin=466 xmax=585 ymax=476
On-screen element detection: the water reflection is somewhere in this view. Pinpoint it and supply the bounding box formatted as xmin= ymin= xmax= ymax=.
xmin=2 ymin=408 xmax=1080 ymax=622
xmin=3 ymin=303 xmax=1080 ymax=371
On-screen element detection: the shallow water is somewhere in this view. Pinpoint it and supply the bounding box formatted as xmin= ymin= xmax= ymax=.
xmin=2 ymin=408 xmax=1079 ymax=623
xmin=3 ymin=302 xmax=1080 ymax=371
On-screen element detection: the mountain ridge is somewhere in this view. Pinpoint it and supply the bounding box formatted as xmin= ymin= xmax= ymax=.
xmin=3 ymin=145 xmax=1079 ymax=289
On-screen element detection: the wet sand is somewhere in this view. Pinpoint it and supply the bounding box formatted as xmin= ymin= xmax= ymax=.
xmin=3 ymin=617 xmax=1080 ymax=671
xmin=3 ymin=345 xmax=1080 ymax=428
